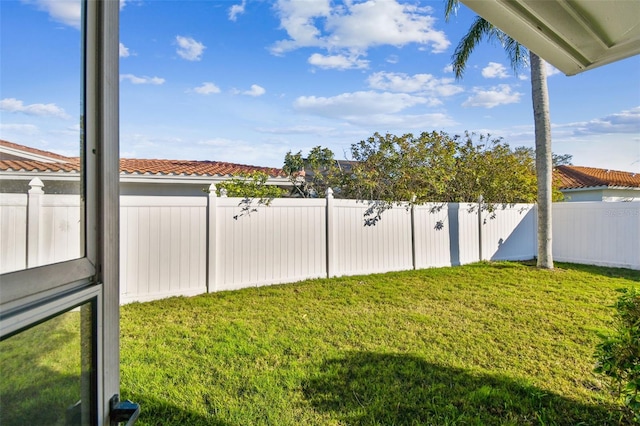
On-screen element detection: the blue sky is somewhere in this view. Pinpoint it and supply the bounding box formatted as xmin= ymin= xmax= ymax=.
xmin=1 ymin=0 xmax=639 ymax=172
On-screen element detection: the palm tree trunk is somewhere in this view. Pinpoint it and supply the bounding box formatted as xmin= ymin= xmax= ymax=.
xmin=530 ymin=52 xmax=553 ymax=269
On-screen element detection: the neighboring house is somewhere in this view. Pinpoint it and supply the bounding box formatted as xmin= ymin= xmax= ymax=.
xmin=554 ymin=165 xmax=640 ymax=202
xmin=0 ymin=139 xmax=290 ymax=196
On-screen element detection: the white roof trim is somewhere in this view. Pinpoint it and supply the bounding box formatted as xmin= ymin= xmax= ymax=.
xmin=461 ymin=0 xmax=640 ymax=75
xmin=0 ymin=145 xmax=71 ymax=163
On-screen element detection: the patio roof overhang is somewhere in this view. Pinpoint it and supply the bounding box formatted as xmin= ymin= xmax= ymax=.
xmin=460 ymin=0 xmax=640 ymax=75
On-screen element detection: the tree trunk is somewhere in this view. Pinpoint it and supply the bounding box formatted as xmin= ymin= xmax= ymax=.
xmin=530 ymin=52 xmax=553 ymax=269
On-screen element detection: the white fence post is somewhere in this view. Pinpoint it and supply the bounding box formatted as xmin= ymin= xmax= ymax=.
xmin=478 ymin=195 xmax=484 ymax=262
xmin=27 ymin=177 xmax=44 ymax=268
xmin=411 ymin=195 xmax=417 ymax=270
xmin=326 ymin=188 xmax=335 ymax=278
xmin=207 ymin=183 xmax=218 ymax=293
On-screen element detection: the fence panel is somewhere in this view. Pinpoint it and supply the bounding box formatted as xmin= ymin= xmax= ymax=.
xmin=482 ymin=204 xmax=536 ymax=261
xmin=4 ymin=188 xmax=639 ymax=304
xmin=214 ymin=197 xmax=327 ymax=291
xmin=39 ymin=194 xmax=82 ymax=266
xmin=0 ymin=194 xmax=27 ymax=273
xmin=120 ymin=196 xmax=207 ymax=303
xmin=553 ymin=202 xmax=640 ymax=269
xmin=414 ymin=203 xmax=456 ymax=268
xmin=457 ymin=203 xmax=482 ymax=265
xmin=330 ymin=200 xmax=413 ymax=276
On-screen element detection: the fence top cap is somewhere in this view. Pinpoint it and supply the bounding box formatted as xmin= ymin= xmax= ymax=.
xmin=28 ymin=177 xmax=44 ymax=193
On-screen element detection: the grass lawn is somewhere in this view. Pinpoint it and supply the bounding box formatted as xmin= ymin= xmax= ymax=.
xmin=120 ymin=261 xmax=640 ymax=425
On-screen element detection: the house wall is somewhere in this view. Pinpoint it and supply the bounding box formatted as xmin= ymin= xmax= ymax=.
xmin=560 ymin=187 xmax=640 ymax=202
xmin=602 ymin=188 xmax=640 ymax=202
xmin=120 ymin=181 xmax=213 ymax=196
xmin=0 ymin=177 xmax=81 ymax=194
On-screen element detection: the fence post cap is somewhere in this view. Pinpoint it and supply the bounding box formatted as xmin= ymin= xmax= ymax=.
xmin=326 ymin=187 xmax=334 ymax=199
xmin=220 ymin=188 xmax=228 ymax=198
xmin=28 ymin=177 xmax=44 ymax=194
xmin=208 ymin=183 xmax=217 ymax=195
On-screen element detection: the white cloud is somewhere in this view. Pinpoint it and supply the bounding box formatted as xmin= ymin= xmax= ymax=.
xmin=256 ymin=125 xmax=335 ymax=134
xmin=193 ymin=82 xmax=221 ymax=95
xmin=545 ymin=62 xmax=561 ymax=77
xmin=175 ymin=36 xmax=206 ymax=61
xmin=0 ymin=123 xmax=40 ymax=135
xmin=308 ymin=53 xmax=369 ymax=70
xmin=293 ymin=91 xmax=429 ymax=119
xmin=120 ymin=0 xmax=126 ymax=10
xmin=562 ymin=107 xmax=640 ymax=135
xmin=23 ymin=0 xmax=81 ymax=29
xmin=242 ymin=84 xmax=266 ymax=97
xmin=229 ymin=0 xmax=246 ymax=21
xmin=119 ymin=43 xmax=130 ymax=57
xmin=120 ymin=74 xmax=165 ymax=85
xmin=462 ymin=85 xmax=522 ymax=108
xmin=196 ymin=137 xmax=287 ymax=166
xmin=0 ymin=98 xmax=70 ymax=119
xmin=354 ymin=112 xmax=457 ymax=128
xmin=367 ymin=72 xmax=463 ymax=98
xmin=386 ymin=55 xmax=399 ymax=64
xmin=443 ymin=64 xmax=454 ymax=73
xmin=271 ymin=0 xmax=449 ymax=57
xmin=482 ymin=62 xmax=509 ymax=79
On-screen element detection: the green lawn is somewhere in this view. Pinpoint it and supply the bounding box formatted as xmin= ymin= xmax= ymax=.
xmin=120 ymin=261 xmax=640 ymax=425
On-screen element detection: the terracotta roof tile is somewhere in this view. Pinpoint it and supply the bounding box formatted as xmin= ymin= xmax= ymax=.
xmin=554 ymin=165 xmax=640 ymax=189
xmin=0 ymin=139 xmax=74 ymax=162
xmin=0 ymin=157 xmax=285 ymax=177
xmin=0 ymin=159 xmax=81 ymax=173
xmin=119 ymin=158 xmax=285 ymax=177
xmin=1 ymin=139 xmax=286 ymax=177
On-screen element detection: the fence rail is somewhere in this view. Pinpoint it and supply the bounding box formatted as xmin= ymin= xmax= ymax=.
xmin=2 ymin=180 xmax=638 ymax=303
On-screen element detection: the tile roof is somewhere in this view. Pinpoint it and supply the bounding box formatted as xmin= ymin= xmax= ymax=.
xmin=0 ymin=139 xmax=74 ymax=162
xmin=119 ymin=158 xmax=285 ymax=177
xmin=0 ymin=140 xmax=286 ymax=178
xmin=0 ymin=159 xmax=80 ymax=173
xmin=554 ymin=165 xmax=640 ymax=189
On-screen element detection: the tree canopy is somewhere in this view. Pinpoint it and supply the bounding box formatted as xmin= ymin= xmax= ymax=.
xmin=283 ymin=131 xmax=557 ymax=206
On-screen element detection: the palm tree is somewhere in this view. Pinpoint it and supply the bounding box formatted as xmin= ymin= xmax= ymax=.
xmin=444 ymin=0 xmax=553 ymax=269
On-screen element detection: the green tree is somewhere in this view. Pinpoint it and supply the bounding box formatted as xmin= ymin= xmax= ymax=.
xmin=283 ymin=146 xmax=341 ymax=198
xmin=445 ymin=0 xmax=554 ymax=269
xmin=213 ymin=171 xmax=285 ymax=219
xmin=342 ymin=131 xmax=538 ymax=206
xmin=215 ymin=171 xmax=285 ymax=199
xmin=552 ymin=153 xmax=573 ymax=167
xmin=595 ymin=288 xmax=640 ymax=422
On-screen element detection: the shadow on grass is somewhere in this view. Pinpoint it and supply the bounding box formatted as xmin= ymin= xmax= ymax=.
xmin=303 ymin=351 xmax=626 ymax=426
xmin=122 ymin=393 xmax=232 ymax=426
xmin=484 ymin=260 xmax=640 ymax=282
xmin=553 ymin=262 xmax=640 ymax=282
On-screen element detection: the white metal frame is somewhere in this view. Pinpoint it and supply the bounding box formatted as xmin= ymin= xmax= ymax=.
xmin=0 ymin=1 xmax=120 ymax=424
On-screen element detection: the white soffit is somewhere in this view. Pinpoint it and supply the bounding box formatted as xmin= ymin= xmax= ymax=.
xmin=460 ymin=0 xmax=640 ymax=75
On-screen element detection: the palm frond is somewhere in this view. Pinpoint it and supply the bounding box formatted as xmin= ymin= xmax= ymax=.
xmin=451 ymin=16 xmax=496 ymax=79
xmin=497 ymin=31 xmax=529 ymax=75
xmin=444 ymin=0 xmax=460 ymax=22
xmin=451 ymin=16 xmax=528 ymax=79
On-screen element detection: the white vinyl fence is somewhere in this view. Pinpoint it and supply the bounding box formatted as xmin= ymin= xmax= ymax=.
xmin=553 ymin=202 xmax=640 ymax=270
xmin=120 ymin=196 xmax=207 ymax=303
xmin=0 ymin=178 xmax=81 ymax=273
xmin=2 ymin=181 xmax=638 ymax=304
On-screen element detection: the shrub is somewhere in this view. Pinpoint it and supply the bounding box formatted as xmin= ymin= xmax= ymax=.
xmin=595 ymin=287 xmax=640 ymax=421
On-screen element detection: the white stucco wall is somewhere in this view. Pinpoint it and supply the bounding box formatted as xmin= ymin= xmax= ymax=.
xmin=560 ymin=187 xmax=640 ymax=202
